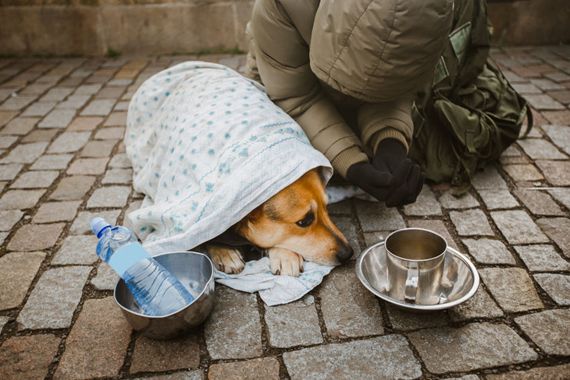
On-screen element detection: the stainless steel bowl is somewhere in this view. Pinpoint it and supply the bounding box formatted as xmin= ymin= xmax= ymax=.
xmin=356 ymin=241 xmax=479 ymax=311
xmin=114 ymin=251 xmax=215 ymax=339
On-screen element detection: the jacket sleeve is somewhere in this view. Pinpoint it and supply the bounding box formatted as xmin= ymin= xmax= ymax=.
xmin=250 ymin=0 xmax=368 ymax=178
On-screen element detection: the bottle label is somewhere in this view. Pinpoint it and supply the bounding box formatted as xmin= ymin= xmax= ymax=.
xmin=108 ymin=242 xmax=151 ymax=278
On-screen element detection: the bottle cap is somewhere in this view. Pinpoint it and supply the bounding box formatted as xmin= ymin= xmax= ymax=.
xmin=90 ymin=217 xmax=112 ymax=238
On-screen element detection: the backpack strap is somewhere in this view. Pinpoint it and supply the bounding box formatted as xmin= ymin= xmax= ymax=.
xmin=520 ymin=104 xmax=534 ymax=138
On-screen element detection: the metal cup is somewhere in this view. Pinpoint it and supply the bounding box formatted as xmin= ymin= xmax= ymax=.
xmin=385 ymin=228 xmax=447 ymax=305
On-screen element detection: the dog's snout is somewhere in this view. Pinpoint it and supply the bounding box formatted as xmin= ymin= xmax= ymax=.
xmin=336 ymin=242 xmax=353 ymax=263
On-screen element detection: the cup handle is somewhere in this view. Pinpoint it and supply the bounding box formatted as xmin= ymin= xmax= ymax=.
xmin=404 ymin=262 xmax=419 ymax=303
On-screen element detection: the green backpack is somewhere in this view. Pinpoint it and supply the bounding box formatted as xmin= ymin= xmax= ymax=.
xmin=410 ymin=0 xmax=531 ymax=189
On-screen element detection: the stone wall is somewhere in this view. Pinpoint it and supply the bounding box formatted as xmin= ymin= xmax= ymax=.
xmin=0 ymin=0 xmax=568 ymax=56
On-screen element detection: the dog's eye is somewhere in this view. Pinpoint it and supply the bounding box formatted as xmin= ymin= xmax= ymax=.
xmin=296 ymin=212 xmax=314 ymax=228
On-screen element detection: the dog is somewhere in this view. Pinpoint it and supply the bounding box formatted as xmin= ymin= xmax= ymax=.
xmin=207 ymin=169 xmax=353 ymax=277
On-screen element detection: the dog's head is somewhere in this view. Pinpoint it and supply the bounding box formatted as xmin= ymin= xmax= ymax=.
xmin=236 ymin=169 xmax=353 ymax=265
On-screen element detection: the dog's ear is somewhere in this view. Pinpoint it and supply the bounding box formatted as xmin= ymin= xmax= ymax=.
xmin=234 ymin=205 xmax=263 ymax=236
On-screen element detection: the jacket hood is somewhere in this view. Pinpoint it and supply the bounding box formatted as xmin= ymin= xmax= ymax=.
xmin=310 ymin=0 xmax=454 ymax=102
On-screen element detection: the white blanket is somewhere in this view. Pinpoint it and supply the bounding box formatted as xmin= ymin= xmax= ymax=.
xmin=125 ymin=62 xmax=364 ymax=305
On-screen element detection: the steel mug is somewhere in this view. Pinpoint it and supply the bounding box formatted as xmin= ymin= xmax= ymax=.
xmin=385 ymin=228 xmax=448 ymax=305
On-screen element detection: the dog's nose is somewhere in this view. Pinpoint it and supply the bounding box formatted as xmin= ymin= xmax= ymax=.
xmin=336 ymin=243 xmax=353 ymax=263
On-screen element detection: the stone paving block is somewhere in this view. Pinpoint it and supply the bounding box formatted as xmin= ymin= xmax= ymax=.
xmin=109 ymin=152 xmax=132 ymax=168
xmin=68 ymin=116 xmax=103 ymax=131
xmin=57 ymin=95 xmax=90 ymax=110
xmin=542 ymin=125 xmax=570 ymax=155
xmin=0 ymin=189 xmax=46 ymax=210
xmin=514 ymin=245 xmax=570 ymax=271
xmin=462 ymin=238 xmax=516 ymax=265
xmin=67 ymin=157 xmax=109 ymax=175
xmin=512 ymin=83 xmax=541 ymax=94
xmin=330 ymin=215 xmax=360 ymax=256
xmin=477 ymin=189 xmax=519 ymax=210
xmin=208 ymin=357 xmax=280 ymax=380
xmin=71 ymin=209 xmax=121 ymax=235
xmin=130 ymin=335 xmax=200 ymax=374
xmin=48 ymin=131 xmax=91 ymax=153
xmin=22 ymin=101 xmax=56 ymax=117
xmin=96 ymin=86 xmax=125 ymax=99
xmin=104 ymin=111 xmax=127 ymax=126
xmin=204 ymin=287 xmax=262 ymax=359
xmin=95 ymin=126 xmax=125 ymax=140
xmin=548 ymin=90 xmax=570 ymax=105
xmin=403 ymin=187 xmax=442 ymax=216
xmin=517 ymin=138 xmax=567 ymax=159
xmin=91 ymin=263 xmax=118 ymax=290
xmin=479 ymin=268 xmax=544 ymax=312
xmin=327 ymin=199 xmax=352 ymax=215
xmin=50 ymin=175 xmax=95 ymax=201
xmin=514 ymin=189 xmax=565 ymax=216
xmin=39 ymin=109 xmax=75 ymax=128
xmin=265 ymin=297 xmax=323 ymax=348
xmin=449 ymin=286 xmax=504 ymax=321
xmin=132 ymin=371 xmax=203 ymax=380
xmin=55 ymin=297 xmax=131 ymax=380
xmin=0 ymin=209 xmax=23 ymax=231
xmin=52 ymin=235 xmax=99 ymax=265
xmin=0 ymin=135 xmax=18 ymax=149
xmin=10 ymin=170 xmax=59 ymax=189
xmin=355 ymin=200 xmax=405 ymax=232
xmin=491 ymin=210 xmax=549 ymax=244
xmin=450 ymin=209 xmax=494 ymax=237
xmin=543 ymin=110 xmax=570 ymax=125
xmin=40 ymin=87 xmax=73 ymax=102
xmin=0 ymin=316 xmax=8 ymax=333
xmin=0 ymin=111 xmax=18 ymax=128
xmin=22 ymin=129 xmax=59 ymax=143
xmin=503 ymin=164 xmax=544 ymax=182
xmin=283 ymin=335 xmax=422 ymax=380
xmin=524 ymin=94 xmax=565 ymax=110
xmin=0 ymin=334 xmax=60 ymax=380
xmin=0 ymin=163 xmax=23 ymax=180
xmin=408 ymin=219 xmax=459 ymax=250
xmin=386 ymin=304 xmax=449 ymax=331
xmin=534 ymin=273 xmax=570 ymax=306
xmin=409 ymin=322 xmax=537 ymax=374
xmin=515 ymin=309 xmax=570 ymax=356
xmin=81 ymin=140 xmax=116 ymax=157
xmin=471 ymin=166 xmax=508 ymax=190
xmin=31 ymin=154 xmax=73 ymax=170
xmin=8 ymin=223 xmax=65 ymax=252
xmin=548 ymin=187 xmax=570 ymax=210
xmin=74 ymin=83 xmax=102 ymax=95
xmin=81 ymin=99 xmax=115 ymax=116
xmin=0 ymin=95 xmax=36 ymax=111
xmin=530 ymin=78 xmax=565 ymax=90
xmin=536 ymin=217 xmax=570 ymax=257
xmin=0 ymin=142 xmax=48 ymax=163
xmin=102 ymin=168 xmax=132 ymax=184
xmin=1 ymin=117 xmax=38 ymax=135
xmin=87 ymin=186 xmax=130 ymax=208
xmin=0 ymin=251 xmax=45 ymax=310
xmin=486 ymin=364 xmax=570 ymax=380
xmin=319 ymin=266 xmax=383 ymax=338
xmin=33 ymin=200 xmax=81 ymax=223
xmin=17 ymin=266 xmax=90 ymax=330
xmin=536 ymin=160 xmax=570 ymax=186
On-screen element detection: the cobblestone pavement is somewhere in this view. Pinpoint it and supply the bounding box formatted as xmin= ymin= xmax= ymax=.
xmin=0 ymin=46 xmax=569 ymax=380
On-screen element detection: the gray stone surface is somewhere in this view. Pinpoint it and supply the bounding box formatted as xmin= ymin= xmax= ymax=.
xmin=81 ymin=140 xmax=116 ymax=158
xmin=95 ymin=127 xmax=124 ymax=140
xmin=491 ymin=210 xmax=550 ymax=244
xmin=514 ymin=245 xmax=570 ymax=271
xmin=515 ymin=309 xmax=570 ymax=356
xmin=38 ymin=109 xmax=75 ymax=128
xmin=52 ymin=235 xmax=99 ymax=265
xmin=486 ymin=364 xmax=570 ymax=380
xmin=542 ymin=124 xmax=570 ymax=155
xmin=0 ymin=189 xmax=46 ymax=210
xmin=536 ymin=160 xmax=570 ymax=186
xmin=480 ymin=268 xmax=544 ymax=312
xmin=0 ymin=142 xmax=48 ymax=164
xmin=537 ymin=217 xmax=570 ymax=257
xmin=408 ymin=323 xmax=538 ymax=374
xmin=329 ymin=215 xmax=361 ymax=257
xmin=33 ymin=200 xmax=81 ymax=223
xmin=50 ymin=175 xmax=95 ymax=201
xmin=549 ymin=187 xmax=570 ymax=210
xmin=471 ymin=166 xmax=508 ymax=190
xmin=0 ymin=209 xmax=23 ymax=231
xmin=534 ymin=273 xmax=570 ymax=305
xmin=0 ymin=163 xmax=23 ymax=180
xmin=386 ymin=304 xmax=449 ymax=331
xmin=87 ymin=186 xmax=130 ymax=208
xmin=81 ymin=99 xmax=115 ymax=116
xmin=31 ymin=154 xmax=73 ymax=170
xmin=264 ymin=296 xmax=323 ymax=348
xmin=439 ymin=191 xmax=479 ymax=209
xmin=403 ymin=187 xmax=442 ymax=216
xmin=319 ymin=266 xmax=384 ymax=338
xmin=450 ymin=209 xmax=494 ymax=236
xmin=478 ymin=189 xmax=520 ymax=210
xmin=71 ymin=209 xmax=121 ymax=235
xmin=67 ymin=157 xmax=109 ymax=175
xmin=449 ymin=286 xmax=504 ymax=321
xmin=0 ymin=316 xmax=8 ymax=333
xmin=514 ymin=189 xmax=565 ymax=216
xmin=462 ymin=238 xmax=516 ymax=264
xmin=503 ymin=164 xmax=544 ymax=182
xmin=517 ymin=138 xmax=567 ymax=159
xmin=7 ymin=223 xmax=65 ymax=251
xmin=204 ymin=287 xmax=262 ymax=359
xmin=47 ymin=131 xmax=91 ymax=153
xmin=17 ymin=266 xmax=90 ymax=329
xmin=208 ymin=357 xmax=279 ymax=380
xmin=283 ymin=335 xmax=422 ymax=380
xmin=91 ymin=263 xmax=119 ymax=290
xmin=0 ymin=251 xmax=45 ymax=310
xmin=10 ymin=170 xmax=59 ymax=189
xmin=355 ymin=200 xmax=405 ymax=232
xmin=109 ymin=153 xmax=132 ymax=168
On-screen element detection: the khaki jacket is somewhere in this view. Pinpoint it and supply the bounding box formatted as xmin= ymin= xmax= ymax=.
xmin=247 ymin=0 xmax=453 ymax=177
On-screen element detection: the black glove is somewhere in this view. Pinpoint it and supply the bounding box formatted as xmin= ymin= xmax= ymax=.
xmin=346 ymin=161 xmax=394 ymax=202
xmin=372 ymin=138 xmax=424 ymax=206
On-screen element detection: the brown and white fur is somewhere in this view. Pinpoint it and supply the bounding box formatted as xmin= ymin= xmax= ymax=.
xmin=207 ymin=169 xmax=353 ymax=276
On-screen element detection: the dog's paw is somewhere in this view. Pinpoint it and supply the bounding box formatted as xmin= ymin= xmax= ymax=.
xmin=268 ymin=247 xmax=304 ymax=277
xmin=207 ymin=246 xmax=245 ymax=274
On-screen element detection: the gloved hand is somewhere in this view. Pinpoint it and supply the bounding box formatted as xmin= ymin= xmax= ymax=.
xmin=346 ymin=161 xmax=394 ymax=202
xmin=372 ymin=138 xmax=424 ymax=206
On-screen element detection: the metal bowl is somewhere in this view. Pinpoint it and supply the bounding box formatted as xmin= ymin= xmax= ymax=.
xmin=356 ymin=241 xmax=479 ymax=311
xmin=114 ymin=251 xmax=215 ymax=339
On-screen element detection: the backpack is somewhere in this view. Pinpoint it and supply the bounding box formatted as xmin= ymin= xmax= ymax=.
xmin=409 ymin=0 xmax=532 ymax=190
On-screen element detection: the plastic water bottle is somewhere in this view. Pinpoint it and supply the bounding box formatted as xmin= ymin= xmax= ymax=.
xmin=90 ymin=217 xmax=194 ymax=316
